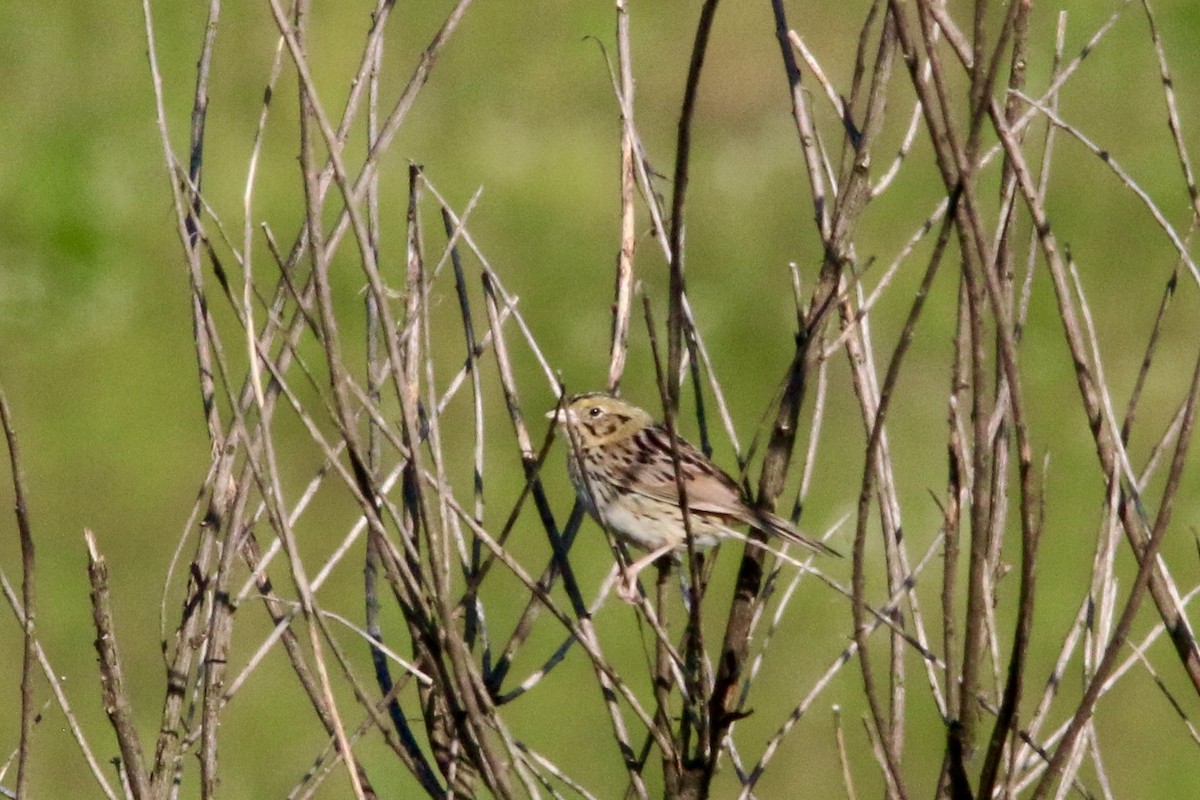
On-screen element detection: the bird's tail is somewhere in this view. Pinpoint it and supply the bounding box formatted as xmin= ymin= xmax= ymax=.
xmin=756 ymin=511 xmax=842 ymax=557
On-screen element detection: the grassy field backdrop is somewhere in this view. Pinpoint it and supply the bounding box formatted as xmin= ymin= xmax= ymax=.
xmin=2 ymin=1 xmax=1200 ymax=797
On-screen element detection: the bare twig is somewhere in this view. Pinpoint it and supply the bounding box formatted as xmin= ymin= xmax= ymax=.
xmin=0 ymin=386 xmax=36 ymax=800
xmin=85 ymin=531 xmax=150 ymax=800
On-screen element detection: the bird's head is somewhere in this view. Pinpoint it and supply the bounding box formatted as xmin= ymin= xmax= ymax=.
xmin=546 ymin=393 xmax=654 ymax=446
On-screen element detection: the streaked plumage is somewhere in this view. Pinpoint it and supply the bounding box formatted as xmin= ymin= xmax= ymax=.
xmin=547 ymin=393 xmax=834 ymax=601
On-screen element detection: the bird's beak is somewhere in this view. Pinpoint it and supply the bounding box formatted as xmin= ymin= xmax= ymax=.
xmin=545 ymin=407 xmax=575 ymax=426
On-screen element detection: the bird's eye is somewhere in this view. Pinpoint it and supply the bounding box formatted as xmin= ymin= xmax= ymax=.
xmin=588 ymin=407 xmax=603 ymax=418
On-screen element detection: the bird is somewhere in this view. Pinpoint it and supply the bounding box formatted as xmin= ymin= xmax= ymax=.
xmin=546 ymin=392 xmax=836 ymax=602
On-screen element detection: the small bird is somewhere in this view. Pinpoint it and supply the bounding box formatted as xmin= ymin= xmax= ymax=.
xmin=547 ymin=393 xmax=836 ymax=602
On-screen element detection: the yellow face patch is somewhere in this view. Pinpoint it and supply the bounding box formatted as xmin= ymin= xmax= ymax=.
xmin=559 ymin=394 xmax=653 ymax=447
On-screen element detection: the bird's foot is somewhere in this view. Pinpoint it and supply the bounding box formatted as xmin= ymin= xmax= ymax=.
xmin=617 ymin=572 xmax=641 ymax=604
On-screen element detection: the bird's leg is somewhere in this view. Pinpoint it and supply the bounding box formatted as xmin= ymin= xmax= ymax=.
xmin=618 ymin=544 xmax=677 ymax=603
xmin=596 ymin=561 xmax=622 ymax=603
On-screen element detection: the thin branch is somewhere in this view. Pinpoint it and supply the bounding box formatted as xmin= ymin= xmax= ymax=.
xmin=85 ymin=531 xmax=150 ymax=800
xmin=0 ymin=386 xmax=36 ymax=800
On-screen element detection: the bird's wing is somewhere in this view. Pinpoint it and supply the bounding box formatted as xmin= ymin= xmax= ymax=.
xmin=613 ymin=426 xmax=747 ymax=517
xmin=613 ymin=427 xmax=841 ymax=557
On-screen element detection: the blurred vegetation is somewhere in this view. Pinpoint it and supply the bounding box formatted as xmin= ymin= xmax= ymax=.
xmin=2 ymin=1 xmax=1200 ymax=797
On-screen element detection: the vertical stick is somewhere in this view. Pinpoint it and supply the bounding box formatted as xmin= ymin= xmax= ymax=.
xmin=609 ymin=0 xmax=637 ymax=393
xmin=666 ymin=0 xmax=721 ymax=413
xmin=1 ymin=387 xmax=36 ymax=800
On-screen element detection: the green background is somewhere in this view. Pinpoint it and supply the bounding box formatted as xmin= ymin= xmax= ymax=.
xmin=2 ymin=1 xmax=1200 ymax=797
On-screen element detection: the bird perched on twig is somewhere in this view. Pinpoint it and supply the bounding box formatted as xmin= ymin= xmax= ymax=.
xmin=547 ymin=392 xmax=836 ymax=602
